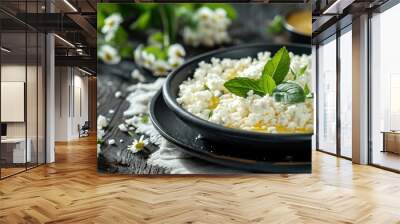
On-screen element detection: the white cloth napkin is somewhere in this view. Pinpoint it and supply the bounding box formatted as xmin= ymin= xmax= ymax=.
xmin=124 ymin=78 xmax=245 ymax=174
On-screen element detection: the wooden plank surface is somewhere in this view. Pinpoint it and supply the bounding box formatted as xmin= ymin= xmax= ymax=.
xmin=97 ymin=60 xmax=167 ymax=174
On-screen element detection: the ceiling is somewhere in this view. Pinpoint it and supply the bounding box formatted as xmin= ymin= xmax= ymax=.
xmin=0 ymin=0 xmax=97 ymax=74
xmin=312 ymin=0 xmax=389 ymax=43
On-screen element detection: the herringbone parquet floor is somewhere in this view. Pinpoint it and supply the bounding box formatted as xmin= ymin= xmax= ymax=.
xmin=1 ymin=135 xmax=400 ymax=224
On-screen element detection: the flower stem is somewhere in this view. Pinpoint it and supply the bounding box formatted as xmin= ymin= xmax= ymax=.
xmin=160 ymin=6 xmax=170 ymax=48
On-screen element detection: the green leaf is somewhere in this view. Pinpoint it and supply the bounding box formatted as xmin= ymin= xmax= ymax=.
xmin=111 ymin=27 xmax=128 ymax=45
xmin=201 ymin=3 xmax=237 ymax=19
xmin=130 ymin=11 xmax=151 ymax=30
xmin=259 ymin=74 xmax=276 ymax=96
xmin=290 ymin=68 xmax=297 ymax=79
xmin=98 ymin=3 xmax=120 ymax=15
xmin=298 ymin=65 xmax=308 ymax=77
xmin=134 ymin=3 xmax=157 ymax=11
xmin=140 ymin=114 xmax=149 ymax=123
xmin=148 ymin=32 xmax=164 ymax=45
xmin=128 ymin=131 xmax=135 ymax=137
xmin=304 ymin=83 xmax=310 ymax=96
xmin=97 ymin=11 xmax=105 ymax=31
xmin=143 ymin=45 xmax=167 ymax=60
xmin=119 ymin=42 xmax=134 ymax=59
xmin=224 ymin=77 xmax=264 ymax=97
xmin=176 ymin=6 xmax=198 ymax=29
xmin=267 ymin=15 xmax=284 ymax=34
xmin=273 ymin=82 xmax=305 ymax=104
xmin=262 ymin=47 xmax=290 ymax=85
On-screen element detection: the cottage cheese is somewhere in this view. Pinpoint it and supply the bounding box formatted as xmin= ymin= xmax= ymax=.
xmin=177 ymin=52 xmax=313 ymax=133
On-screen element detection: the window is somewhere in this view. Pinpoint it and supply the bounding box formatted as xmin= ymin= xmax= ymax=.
xmin=370 ymin=3 xmax=400 ymax=171
xmin=339 ymin=28 xmax=352 ymax=158
xmin=317 ymin=36 xmax=337 ymax=154
xmin=0 ymin=1 xmax=46 ymax=179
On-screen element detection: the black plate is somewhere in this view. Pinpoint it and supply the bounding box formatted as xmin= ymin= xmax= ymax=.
xmin=150 ymin=90 xmax=311 ymax=173
xmin=163 ymin=43 xmax=313 ymax=149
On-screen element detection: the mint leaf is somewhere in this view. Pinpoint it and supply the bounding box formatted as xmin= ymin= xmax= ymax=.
xmin=298 ymin=65 xmax=308 ymax=76
xmin=273 ymin=82 xmax=305 ymax=104
xmin=304 ymin=83 xmax=310 ymax=96
xmin=290 ymin=68 xmax=297 ymax=78
xmin=262 ymin=47 xmax=290 ymax=85
xmin=258 ymin=74 xmax=276 ymax=96
xmin=223 ymin=47 xmax=294 ymax=98
xmin=224 ymin=77 xmax=264 ymax=97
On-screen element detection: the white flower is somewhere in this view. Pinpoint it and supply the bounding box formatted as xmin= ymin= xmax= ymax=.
xmin=168 ymin=44 xmax=186 ymax=59
xmin=183 ymin=7 xmax=231 ymax=47
xmin=168 ymin=56 xmax=184 ymax=68
xmin=115 ymin=91 xmax=122 ymax=98
xmin=142 ymin=51 xmax=156 ymax=68
xmin=135 ymin=44 xmax=185 ymax=75
xmin=197 ymin=7 xmax=213 ymax=22
xmin=97 ymin=115 xmax=108 ymax=129
xmin=101 ymin=13 xmax=123 ymax=34
xmin=109 ymin=109 xmax=115 ymax=114
xmin=98 ymin=45 xmax=121 ymax=64
xmin=119 ymin=139 xmax=124 ymax=143
xmin=104 ymin=31 xmax=116 ymax=42
xmin=127 ymin=135 xmax=149 ymax=153
xmin=183 ymin=28 xmax=199 ymax=47
xmin=215 ymin=8 xmax=227 ymax=18
xmin=134 ymin=45 xmax=144 ymax=64
xmin=131 ymin=69 xmax=146 ymax=82
xmin=153 ymin=60 xmax=170 ymax=76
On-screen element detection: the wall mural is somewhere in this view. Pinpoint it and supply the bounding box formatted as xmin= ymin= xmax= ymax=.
xmin=97 ymin=3 xmax=313 ymax=174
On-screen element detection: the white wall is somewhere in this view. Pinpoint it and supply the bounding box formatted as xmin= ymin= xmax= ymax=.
xmin=55 ymin=66 xmax=69 ymax=141
xmin=54 ymin=67 xmax=89 ymax=141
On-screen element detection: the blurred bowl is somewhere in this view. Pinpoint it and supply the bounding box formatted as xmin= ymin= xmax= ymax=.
xmin=284 ymin=10 xmax=312 ymax=44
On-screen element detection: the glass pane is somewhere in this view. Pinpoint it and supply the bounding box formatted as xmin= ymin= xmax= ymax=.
xmin=339 ymin=29 xmax=352 ymax=158
xmin=312 ymin=45 xmax=317 ymax=151
xmin=317 ymin=37 xmax=337 ymax=154
xmin=38 ymin=32 xmax=45 ymax=165
xmin=371 ymin=4 xmax=400 ymax=171
xmin=26 ymin=0 xmax=39 ymax=169
xmin=27 ymin=31 xmax=38 ymax=169
xmin=1 ymin=30 xmax=27 ymax=177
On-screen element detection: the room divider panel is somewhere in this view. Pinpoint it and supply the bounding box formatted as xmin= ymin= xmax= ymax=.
xmin=0 ymin=0 xmax=47 ymax=179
